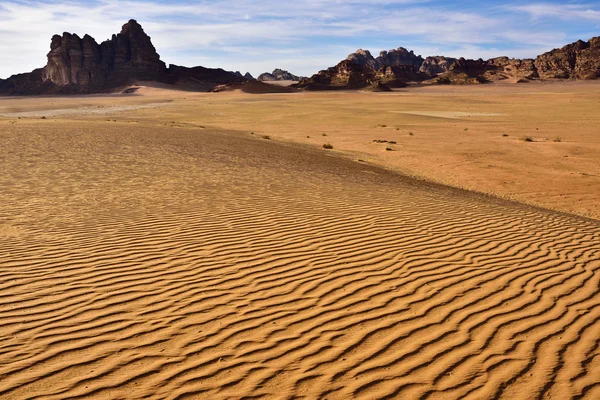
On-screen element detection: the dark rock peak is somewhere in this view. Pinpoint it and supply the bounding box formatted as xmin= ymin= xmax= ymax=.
xmin=257 ymin=69 xmax=303 ymax=81
xmin=534 ymin=36 xmax=600 ymax=79
xmin=0 ymin=19 xmax=244 ymax=95
xmin=41 ymin=19 xmax=165 ymax=88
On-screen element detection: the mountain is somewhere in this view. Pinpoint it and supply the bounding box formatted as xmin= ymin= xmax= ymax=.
xmin=230 ymin=71 xmax=255 ymax=80
xmin=257 ymin=69 xmax=304 ymax=81
xmin=296 ymin=37 xmax=600 ymax=89
xmin=0 ymin=20 xmax=245 ymax=95
xmin=535 ymin=37 xmax=600 ymax=79
xmin=294 ymin=48 xmax=424 ymax=90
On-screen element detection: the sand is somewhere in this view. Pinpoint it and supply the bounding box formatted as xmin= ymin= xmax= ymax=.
xmin=1 ymin=82 xmax=599 ymax=399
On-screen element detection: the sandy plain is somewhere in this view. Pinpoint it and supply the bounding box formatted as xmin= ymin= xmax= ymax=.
xmin=0 ymin=81 xmax=599 ymax=399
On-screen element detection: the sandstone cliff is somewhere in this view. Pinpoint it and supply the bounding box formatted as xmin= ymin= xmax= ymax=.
xmin=0 ymin=20 xmax=244 ymax=95
xmin=296 ymin=36 xmax=600 ymax=90
xmin=419 ymin=56 xmax=457 ymax=76
xmin=257 ymin=69 xmax=303 ymax=81
xmin=535 ymin=37 xmax=600 ymax=79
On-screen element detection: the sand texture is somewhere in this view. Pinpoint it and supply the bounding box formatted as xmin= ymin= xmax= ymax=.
xmin=1 ymin=82 xmax=600 ymax=399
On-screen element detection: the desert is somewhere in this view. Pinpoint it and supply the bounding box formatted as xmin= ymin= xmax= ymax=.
xmin=1 ymin=11 xmax=600 ymax=400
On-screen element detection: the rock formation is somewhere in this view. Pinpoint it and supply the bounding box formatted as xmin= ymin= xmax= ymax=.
xmin=296 ymin=36 xmax=600 ymax=89
xmin=257 ymin=69 xmax=303 ymax=81
xmin=230 ymin=71 xmax=254 ymax=80
xmin=419 ymin=56 xmax=457 ymax=76
xmin=295 ymin=48 xmax=426 ymax=89
xmin=41 ymin=20 xmax=165 ymax=88
xmin=535 ymin=37 xmax=600 ymax=80
xmin=2 ymin=22 xmax=599 ymax=94
xmin=0 ymin=19 xmax=244 ymax=95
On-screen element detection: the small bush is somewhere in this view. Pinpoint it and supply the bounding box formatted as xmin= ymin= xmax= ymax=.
xmin=552 ymin=136 xmax=562 ymax=142
xmin=464 ymin=128 xmax=469 ymax=131
xmin=306 ymin=135 xmax=310 ymax=138
xmin=377 ymin=124 xmax=387 ymax=128
xmin=40 ymin=116 xmax=47 ymax=120
xmin=409 ymin=132 xmax=414 ymax=136
xmin=386 ymin=147 xmax=393 ymax=151
xmin=323 ymin=143 xmax=333 ymax=149
xmin=250 ymin=132 xmax=254 ymax=135
xmin=262 ymin=135 xmax=271 ymax=140
xmin=502 ymin=134 xmax=509 ymax=137
xmin=322 ymin=133 xmax=327 ymax=137
xmin=520 ymin=136 xmax=534 ymax=142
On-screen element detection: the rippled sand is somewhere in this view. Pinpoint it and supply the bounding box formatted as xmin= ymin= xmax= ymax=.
xmin=1 ymin=114 xmax=599 ymax=399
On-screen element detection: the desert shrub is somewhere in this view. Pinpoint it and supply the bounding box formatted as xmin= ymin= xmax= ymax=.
xmin=552 ymin=136 xmax=562 ymax=142
xmin=520 ymin=136 xmax=534 ymax=142
xmin=262 ymin=135 xmax=271 ymax=140
xmin=323 ymin=143 xmax=333 ymax=149
xmin=386 ymin=147 xmax=393 ymax=151
xmin=502 ymin=134 xmax=509 ymax=137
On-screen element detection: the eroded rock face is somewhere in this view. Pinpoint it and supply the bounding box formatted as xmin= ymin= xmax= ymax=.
xmin=376 ymin=48 xmax=424 ymax=69
xmin=257 ymin=69 xmax=303 ymax=81
xmin=346 ymin=49 xmax=378 ymax=69
xmin=535 ymin=37 xmax=600 ymax=79
xmin=419 ymin=56 xmax=457 ymax=76
xmin=297 ymin=36 xmax=599 ymax=89
xmin=486 ymin=57 xmax=538 ymax=81
xmin=0 ymin=19 xmax=245 ymax=94
xmin=297 ymin=48 xmax=425 ymax=89
xmin=42 ymin=20 xmax=166 ymax=87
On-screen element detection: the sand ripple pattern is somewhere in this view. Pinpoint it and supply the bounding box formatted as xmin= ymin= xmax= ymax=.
xmin=1 ymin=122 xmax=599 ymax=399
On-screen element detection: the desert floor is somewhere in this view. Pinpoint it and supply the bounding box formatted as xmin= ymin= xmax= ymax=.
xmin=1 ymin=82 xmax=599 ymax=399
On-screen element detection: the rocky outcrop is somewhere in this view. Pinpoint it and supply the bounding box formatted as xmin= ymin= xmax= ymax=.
xmin=535 ymin=37 xmax=600 ymax=79
xmin=42 ymin=20 xmax=166 ymax=88
xmin=162 ymin=65 xmax=245 ymax=90
xmin=257 ymin=69 xmax=303 ymax=81
xmin=296 ymin=48 xmax=425 ymax=89
xmin=297 ymin=36 xmax=600 ymax=90
xmin=0 ymin=19 xmax=244 ymax=95
xmin=486 ymin=57 xmax=537 ymax=81
xmin=419 ymin=56 xmax=457 ymax=76
xmin=429 ymin=57 xmax=538 ymax=84
xmin=376 ymin=48 xmax=424 ymax=69
xmin=230 ymin=71 xmax=254 ymax=80
xmin=346 ymin=47 xmax=423 ymax=70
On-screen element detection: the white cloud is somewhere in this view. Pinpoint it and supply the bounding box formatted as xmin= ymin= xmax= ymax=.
xmin=512 ymin=3 xmax=600 ymax=21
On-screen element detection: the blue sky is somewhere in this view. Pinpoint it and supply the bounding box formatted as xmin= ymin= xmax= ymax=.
xmin=0 ymin=0 xmax=599 ymax=79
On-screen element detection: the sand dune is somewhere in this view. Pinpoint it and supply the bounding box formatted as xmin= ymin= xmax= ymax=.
xmin=1 ymin=119 xmax=599 ymax=399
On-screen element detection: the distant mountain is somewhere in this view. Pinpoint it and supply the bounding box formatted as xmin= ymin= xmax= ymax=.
xmin=257 ymin=69 xmax=304 ymax=81
xmin=230 ymin=71 xmax=255 ymax=80
xmin=0 ymin=20 xmax=245 ymax=95
xmin=295 ymin=37 xmax=600 ymax=89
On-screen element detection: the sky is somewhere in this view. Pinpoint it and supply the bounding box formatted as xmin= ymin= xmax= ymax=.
xmin=0 ymin=0 xmax=599 ymax=79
